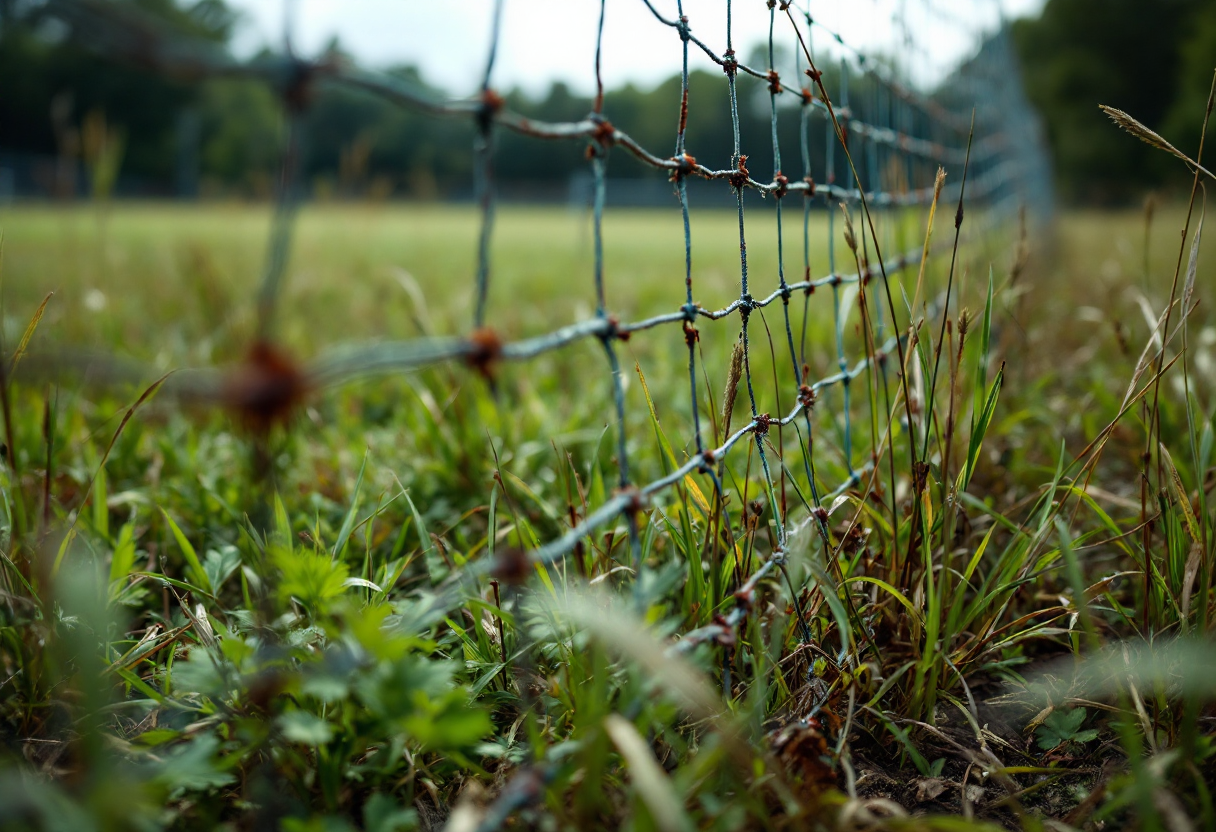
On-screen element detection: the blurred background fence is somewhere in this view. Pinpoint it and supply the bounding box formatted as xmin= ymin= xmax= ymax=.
xmin=0 ymin=0 xmax=1056 ymax=643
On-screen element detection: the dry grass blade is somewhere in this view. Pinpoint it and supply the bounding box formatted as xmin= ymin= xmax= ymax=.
xmin=10 ymin=292 xmax=53 ymax=375
xmin=1182 ymin=199 xmax=1204 ymax=311
xmin=55 ymin=372 xmax=173 ymax=560
xmin=1159 ymin=442 xmax=1200 ymax=544
xmin=604 ymin=714 xmax=693 ymax=832
xmin=839 ymin=203 xmax=857 ymax=253
xmin=721 ymin=337 xmax=744 ymax=438
xmin=910 ymin=167 xmax=947 ymax=316
xmin=1180 ymin=543 xmax=1202 ymax=624
xmin=1100 ymin=105 xmax=1216 ymax=181
xmin=545 ymin=588 xmax=721 ymax=720
xmin=1016 ymin=639 xmax=1216 ymax=705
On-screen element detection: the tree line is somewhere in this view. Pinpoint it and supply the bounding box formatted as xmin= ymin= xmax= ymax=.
xmin=1 ymin=0 xmax=1213 ymax=203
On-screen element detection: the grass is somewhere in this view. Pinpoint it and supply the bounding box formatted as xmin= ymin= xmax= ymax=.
xmin=1 ymin=194 xmax=1215 ymax=832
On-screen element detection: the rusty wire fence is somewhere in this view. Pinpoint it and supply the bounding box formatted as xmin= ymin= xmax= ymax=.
xmin=20 ymin=0 xmax=1052 ymax=655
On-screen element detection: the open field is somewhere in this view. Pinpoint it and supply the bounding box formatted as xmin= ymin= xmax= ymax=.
xmin=2 ymin=201 xmax=1215 ymax=830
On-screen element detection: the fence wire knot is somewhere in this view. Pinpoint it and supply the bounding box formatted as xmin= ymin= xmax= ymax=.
xmin=682 ymin=319 xmax=699 ymax=347
xmin=477 ymin=88 xmax=504 ymax=132
xmin=712 ymin=615 xmax=737 ymax=646
xmin=767 ymin=69 xmax=782 ymax=95
xmin=282 ymin=57 xmax=320 ymax=112
xmin=773 ymin=171 xmax=789 ymax=199
xmin=670 ymin=152 xmax=698 ymax=182
xmin=621 ymin=487 xmax=648 ymax=515
xmin=602 ymin=315 xmax=630 ymax=342
xmin=722 ymin=49 xmax=738 ymax=76
xmin=466 ymin=327 xmax=503 ymax=379
xmin=590 ymin=114 xmax=615 ymax=151
xmin=728 ymin=154 xmax=750 ymax=189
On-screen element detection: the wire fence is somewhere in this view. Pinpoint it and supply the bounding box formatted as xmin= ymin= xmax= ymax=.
xmin=24 ymin=0 xmax=1051 ymax=657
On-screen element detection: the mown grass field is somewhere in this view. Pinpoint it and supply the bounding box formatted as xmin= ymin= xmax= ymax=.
xmin=1 ymin=200 xmax=1215 ymax=831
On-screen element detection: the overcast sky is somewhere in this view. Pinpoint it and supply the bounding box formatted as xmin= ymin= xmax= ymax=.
xmin=228 ymin=0 xmax=1046 ymax=97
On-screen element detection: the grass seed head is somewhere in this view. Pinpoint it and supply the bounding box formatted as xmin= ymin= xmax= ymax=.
xmin=722 ymin=337 xmax=744 ymax=432
xmin=1099 ymin=105 xmax=1187 ymax=162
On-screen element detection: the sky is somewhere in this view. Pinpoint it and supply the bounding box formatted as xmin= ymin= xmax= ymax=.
xmin=228 ymin=0 xmax=1047 ymax=98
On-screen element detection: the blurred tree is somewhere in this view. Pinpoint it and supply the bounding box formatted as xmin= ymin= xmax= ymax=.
xmin=20 ymin=0 xmax=1210 ymax=205
xmin=0 ymin=0 xmax=236 ymax=188
xmin=1162 ymin=3 xmax=1216 ymax=161
xmin=197 ymin=77 xmax=281 ymax=194
xmin=1012 ymin=0 xmax=1207 ymax=202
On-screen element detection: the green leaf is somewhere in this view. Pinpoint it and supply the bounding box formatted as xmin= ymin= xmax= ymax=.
xmin=161 ymin=509 xmax=212 ymax=594
xmin=332 ymin=449 xmax=369 ymax=557
xmin=402 ymin=490 xmax=442 ymax=584
xmin=151 ymin=735 xmax=234 ymax=793
xmin=202 ymin=545 xmax=241 ymax=593
xmin=960 ymin=363 xmax=1004 ymax=491
xmin=274 ymin=547 xmax=350 ymax=610
xmin=364 ymin=793 xmax=418 ymax=832
xmin=278 ymin=711 xmax=334 ymax=745
xmin=1037 ymin=707 xmax=1095 ymax=749
xmin=108 ymin=522 xmax=137 ymax=600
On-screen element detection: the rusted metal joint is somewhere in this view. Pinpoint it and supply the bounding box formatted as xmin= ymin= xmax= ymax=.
xmin=477 ymin=88 xmax=504 ymax=133
xmin=700 ymin=449 xmax=717 ymax=471
xmin=766 ymin=69 xmax=782 ymax=95
xmin=491 ymin=546 xmax=530 ymax=586
xmin=803 ymin=175 xmax=816 ymax=197
xmin=682 ymin=319 xmax=699 ymax=348
xmin=727 ymin=154 xmax=750 ymax=190
xmin=753 ymin=412 xmax=773 ymax=438
xmin=773 ymin=171 xmax=789 ymax=199
xmin=620 ymin=486 xmax=648 ymax=515
xmin=712 ymin=614 xmax=737 ymax=646
xmin=813 ymin=505 xmax=830 ymax=526
xmin=798 ymin=384 xmax=817 ymax=410
xmin=282 ymin=57 xmax=320 ymax=113
xmin=590 ymin=114 xmax=616 ymax=150
xmin=734 ymin=585 xmax=756 ymax=610
xmin=670 ymin=152 xmax=698 ymax=182
xmin=799 ymin=87 xmax=815 ymax=107
xmin=722 ymin=49 xmax=738 ymax=76
xmin=466 ymin=327 xmax=503 ymax=380
xmin=602 ymin=314 xmax=631 ymax=343
xmin=677 ymin=15 xmax=691 ymax=42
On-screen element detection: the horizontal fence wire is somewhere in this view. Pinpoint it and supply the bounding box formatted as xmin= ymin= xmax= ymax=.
xmin=21 ymin=0 xmax=1050 ymax=659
